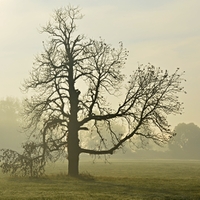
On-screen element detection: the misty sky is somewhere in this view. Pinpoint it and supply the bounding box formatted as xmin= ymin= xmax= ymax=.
xmin=0 ymin=0 xmax=199 ymax=128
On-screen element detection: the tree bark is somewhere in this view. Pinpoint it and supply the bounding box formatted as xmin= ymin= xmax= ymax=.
xmin=67 ymin=145 xmax=80 ymax=176
xmin=67 ymin=121 xmax=80 ymax=176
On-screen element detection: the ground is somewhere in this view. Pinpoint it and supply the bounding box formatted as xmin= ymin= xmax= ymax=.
xmin=0 ymin=160 xmax=200 ymax=199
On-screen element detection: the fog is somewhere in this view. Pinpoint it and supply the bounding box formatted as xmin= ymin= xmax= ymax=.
xmin=0 ymin=97 xmax=26 ymax=151
xmin=0 ymin=1 xmax=200 ymax=160
xmin=0 ymin=1 xmax=200 ymax=128
xmin=1 ymin=98 xmax=200 ymax=160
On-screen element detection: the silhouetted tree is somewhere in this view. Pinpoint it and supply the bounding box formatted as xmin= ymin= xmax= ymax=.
xmin=22 ymin=6 xmax=186 ymax=176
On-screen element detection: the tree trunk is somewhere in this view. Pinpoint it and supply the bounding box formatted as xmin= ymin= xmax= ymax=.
xmin=67 ymin=126 xmax=80 ymax=176
xmin=68 ymin=148 xmax=80 ymax=177
xmin=67 ymin=61 xmax=81 ymax=176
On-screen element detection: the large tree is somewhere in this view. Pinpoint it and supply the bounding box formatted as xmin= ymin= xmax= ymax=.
xmin=22 ymin=6 xmax=186 ymax=176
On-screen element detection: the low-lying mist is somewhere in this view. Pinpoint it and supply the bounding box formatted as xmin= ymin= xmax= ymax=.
xmin=0 ymin=97 xmax=200 ymax=160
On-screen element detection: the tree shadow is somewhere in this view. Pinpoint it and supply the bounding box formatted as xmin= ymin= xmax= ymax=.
xmin=77 ymin=171 xmax=95 ymax=181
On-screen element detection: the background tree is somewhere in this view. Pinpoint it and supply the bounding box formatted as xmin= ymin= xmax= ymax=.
xmin=22 ymin=6 xmax=186 ymax=176
xmin=168 ymin=123 xmax=200 ymax=159
xmin=0 ymin=97 xmax=25 ymax=151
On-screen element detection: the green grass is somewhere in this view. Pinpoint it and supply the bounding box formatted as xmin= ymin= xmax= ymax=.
xmin=0 ymin=160 xmax=200 ymax=199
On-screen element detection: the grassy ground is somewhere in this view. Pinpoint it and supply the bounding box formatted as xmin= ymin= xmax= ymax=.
xmin=0 ymin=160 xmax=200 ymax=199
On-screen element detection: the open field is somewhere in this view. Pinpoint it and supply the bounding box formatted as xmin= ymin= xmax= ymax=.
xmin=0 ymin=160 xmax=200 ymax=199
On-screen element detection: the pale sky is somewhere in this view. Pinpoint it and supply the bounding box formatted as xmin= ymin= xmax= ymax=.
xmin=0 ymin=0 xmax=200 ymax=128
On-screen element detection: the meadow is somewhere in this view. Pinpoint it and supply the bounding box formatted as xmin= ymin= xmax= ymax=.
xmin=0 ymin=159 xmax=200 ymax=199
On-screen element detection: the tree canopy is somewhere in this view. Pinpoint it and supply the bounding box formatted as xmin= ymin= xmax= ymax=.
xmin=1 ymin=6 xmax=186 ymax=176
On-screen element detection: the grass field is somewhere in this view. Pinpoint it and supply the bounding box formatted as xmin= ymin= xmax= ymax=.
xmin=0 ymin=160 xmax=200 ymax=199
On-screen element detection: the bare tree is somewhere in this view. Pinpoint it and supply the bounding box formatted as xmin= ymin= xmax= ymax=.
xmin=22 ymin=6 xmax=185 ymax=176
